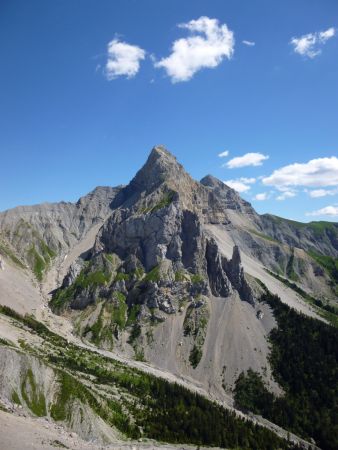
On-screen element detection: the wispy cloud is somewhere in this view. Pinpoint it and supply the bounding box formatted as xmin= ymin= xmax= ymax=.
xmin=276 ymin=190 xmax=297 ymax=201
xmin=254 ymin=192 xmax=269 ymax=201
xmin=306 ymin=205 xmax=338 ymax=217
xmin=242 ymin=40 xmax=255 ymax=46
xmin=154 ymin=16 xmax=234 ymax=82
xmin=105 ymin=39 xmax=146 ymax=79
xmin=290 ymin=27 xmax=335 ymax=58
xmin=225 ymin=152 xmax=269 ymax=169
xmin=262 ymin=157 xmax=338 ymax=189
xmin=224 ymin=177 xmax=256 ymax=193
xmin=308 ymin=188 xmax=338 ymax=198
xmin=218 ymin=150 xmax=229 ymax=158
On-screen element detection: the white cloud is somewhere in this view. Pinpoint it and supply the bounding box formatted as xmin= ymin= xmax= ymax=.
xmin=308 ymin=188 xmax=338 ymax=198
xmin=262 ymin=157 xmax=338 ymax=189
xmin=105 ymin=39 xmax=146 ymax=79
xmin=254 ymin=192 xmax=269 ymax=201
xmin=290 ymin=27 xmax=335 ymax=58
xmin=242 ymin=40 xmax=255 ymax=46
xmin=306 ymin=205 xmax=338 ymax=217
xmin=218 ymin=150 xmax=229 ymax=158
xmin=320 ymin=27 xmax=336 ymax=40
xmin=224 ymin=177 xmax=256 ymax=193
xmin=276 ymin=191 xmax=297 ymax=201
xmin=154 ymin=16 xmax=234 ymax=82
xmin=225 ymin=152 xmax=269 ymax=169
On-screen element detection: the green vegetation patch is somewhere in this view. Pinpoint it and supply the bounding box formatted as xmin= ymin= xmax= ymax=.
xmin=11 ymin=390 xmax=21 ymax=405
xmin=286 ymin=248 xmax=298 ymax=281
xmin=21 ymin=368 xmax=47 ymax=416
xmin=28 ymin=245 xmax=46 ymax=281
xmin=174 ymin=270 xmax=186 ymax=282
xmin=141 ymin=191 xmax=176 ymax=214
xmin=114 ymin=272 xmax=130 ymax=282
xmin=84 ymin=294 xmax=127 ymax=347
xmin=234 ymin=369 xmax=274 ymax=415
xmin=190 ymin=273 xmax=204 ymax=284
xmin=249 ymin=229 xmax=280 ymax=243
xmin=126 ymin=304 xmax=141 ymax=327
xmin=27 ymin=238 xmax=56 ymax=281
xmin=50 ymin=441 xmax=69 ymax=449
xmin=144 ymin=265 xmax=161 ymax=283
xmin=184 ymin=304 xmax=208 ymax=369
xmin=50 ymin=268 xmax=111 ymax=312
xmin=189 ymin=345 xmax=202 ymax=369
xmin=111 ymin=292 xmax=128 ymax=329
xmin=0 ymin=336 xmax=14 ymax=346
xmin=308 ymin=250 xmax=338 ymax=286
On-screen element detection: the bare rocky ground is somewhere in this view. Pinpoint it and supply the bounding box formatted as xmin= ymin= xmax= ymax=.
xmin=0 ymin=255 xmax=316 ymax=450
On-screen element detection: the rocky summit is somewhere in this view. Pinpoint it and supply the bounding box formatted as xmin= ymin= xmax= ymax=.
xmin=0 ymin=146 xmax=337 ymax=450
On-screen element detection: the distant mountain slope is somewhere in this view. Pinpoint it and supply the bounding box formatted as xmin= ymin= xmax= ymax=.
xmin=261 ymin=214 xmax=338 ymax=257
xmin=0 ymin=186 xmax=120 ymax=281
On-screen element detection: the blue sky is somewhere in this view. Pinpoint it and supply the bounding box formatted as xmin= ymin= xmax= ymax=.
xmin=1 ymin=0 xmax=338 ymax=221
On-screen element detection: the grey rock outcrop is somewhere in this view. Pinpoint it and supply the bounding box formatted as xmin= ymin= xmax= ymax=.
xmin=205 ymin=239 xmax=253 ymax=304
xmin=62 ymin=260 xmax=84 ymax=288
xmin=225 ymin=245 xmax=254 ymax=305
xmin=206 ymin=238 xmax=232 ymax=297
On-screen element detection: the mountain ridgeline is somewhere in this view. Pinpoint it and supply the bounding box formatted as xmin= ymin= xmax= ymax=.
xmin=0 ymin=145 xmax=337 ymax=450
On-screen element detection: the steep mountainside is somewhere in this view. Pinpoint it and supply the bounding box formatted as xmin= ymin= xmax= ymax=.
xmin=0 ymin=145 xmax=337 ymax=450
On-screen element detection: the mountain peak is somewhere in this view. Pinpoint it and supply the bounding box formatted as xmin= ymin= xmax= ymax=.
xmin=149 ymin=144 xmax=175 ymax=160
xmin=200 ymin=174 xmax=224 ymax=189
xmin=128 ymin=145 xmax=186 ymax=193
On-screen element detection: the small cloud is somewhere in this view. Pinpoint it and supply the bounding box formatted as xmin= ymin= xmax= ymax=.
xmin=306 ymin=205 xmax=338 ymax=217
xmin=225 ymin=152 xmax=269 ymax=169
xmin=290 ymin=27 xmax=335 ymax=58
xmin=224 ymin=177 xmax=256 ymax=193
xmin=242 ymin=40 xmax=255 ymax=46
xmin=319 ymin=27 xmax=336 ymax=40
xmin=154 ymin=16 xmax=234 ymax=83
xmin=218 ymin=150 xmax=229 ymax=158
xmin=308 ymin=188 xmax=338 ymax=198
xmin=254 ymin=192 xmax=269 ymax=201
xmin=262 ymin=157 xmax=338 ymax=189
xmin=105 ymin=39 xmax=146 ymax=80
xmin=276 ymin=190 xmax=297 ymax=201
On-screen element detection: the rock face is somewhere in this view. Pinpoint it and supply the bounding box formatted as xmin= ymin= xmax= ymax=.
xmin=55 ymin=146 xmax=256 ymax=316
xmin=201 ymin=174 xmax=257 ymax=216
xmin=205 ymin=238 xmax=232 ymax=297
xmin=226 ymin=245 xmax=254 ymax=305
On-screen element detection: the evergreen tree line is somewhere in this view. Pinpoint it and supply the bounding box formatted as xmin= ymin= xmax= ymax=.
xmin=234 ymin=291 xmax=338 ymax=450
